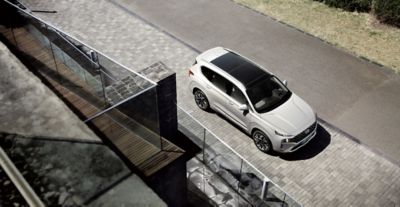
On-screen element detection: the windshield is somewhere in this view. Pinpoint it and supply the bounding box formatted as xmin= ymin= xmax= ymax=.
xmin=246 ymin=76 xmax=292 ymax=113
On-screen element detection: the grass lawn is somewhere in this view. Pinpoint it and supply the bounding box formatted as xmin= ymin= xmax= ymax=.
xmin=233 ymin=0 xmax=400 ymax=73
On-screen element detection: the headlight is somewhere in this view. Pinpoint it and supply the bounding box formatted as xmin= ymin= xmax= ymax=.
xmin=275 ymin=130 xmax=291 ymax=137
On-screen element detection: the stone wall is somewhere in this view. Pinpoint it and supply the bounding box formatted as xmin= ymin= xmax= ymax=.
xmin=139 ymin=62 xmax=178 ymax=143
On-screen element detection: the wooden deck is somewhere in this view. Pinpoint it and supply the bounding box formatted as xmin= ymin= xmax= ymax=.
xmin=1 ymin=26 xmax=183 ymax=176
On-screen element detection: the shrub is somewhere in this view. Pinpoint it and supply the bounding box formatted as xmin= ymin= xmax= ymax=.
xmin=320 ymin=0 xmax=372 ymax=12
xmin=374 ymin=0 xmax=400 ymax=27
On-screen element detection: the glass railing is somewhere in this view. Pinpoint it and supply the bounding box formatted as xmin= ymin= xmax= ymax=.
xmin=2 ymin=2 xmax=303 ymax=205
xmin=178 ymin=106 xmax=302 ymax=207
xmin=2 ymin=1 xmax=162 ymax=149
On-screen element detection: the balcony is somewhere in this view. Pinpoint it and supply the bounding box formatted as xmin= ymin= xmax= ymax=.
xmin=0 ymin=3 xmax=186 ymax=206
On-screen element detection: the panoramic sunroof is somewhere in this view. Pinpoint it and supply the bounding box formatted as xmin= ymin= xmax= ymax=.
xmin=211 ymin=52 xmax=267 ymax=86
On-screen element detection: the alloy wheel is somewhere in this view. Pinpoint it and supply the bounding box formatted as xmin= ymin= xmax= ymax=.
xmin=253 ymin=130 xmax=272 ymax=153
xmin=194 ymin=90 xmax=209 ymax=110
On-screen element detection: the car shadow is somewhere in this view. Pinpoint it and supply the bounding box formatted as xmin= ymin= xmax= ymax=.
xmin=207 ymin=110 xmax=331 ymax=160
xmin=278 ymin=124 xmax=331 ymax=161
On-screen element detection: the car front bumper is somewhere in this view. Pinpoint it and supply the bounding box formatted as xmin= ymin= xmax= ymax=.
xmin=279 ymin=125 xmax=317 ymax=153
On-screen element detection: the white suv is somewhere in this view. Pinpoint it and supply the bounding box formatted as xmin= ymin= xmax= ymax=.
xmin=189 ymin=47 xmax=317 ymax=153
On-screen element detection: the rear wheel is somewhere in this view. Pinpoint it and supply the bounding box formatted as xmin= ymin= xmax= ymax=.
xmin=194 ymin=89 xmax=210 ymax=111
xmin=252 ymin=130 xmax=272 ymax=153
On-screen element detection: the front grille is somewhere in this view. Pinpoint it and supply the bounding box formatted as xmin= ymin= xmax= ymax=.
xmin=289 ymin=122 xmax=317 ymax=143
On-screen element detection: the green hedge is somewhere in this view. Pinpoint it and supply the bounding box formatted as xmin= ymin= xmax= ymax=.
xmin=323 ymin=0 xmax=372 ymax=12
xmin=374 ymin=0 xmax=400 ymax=27
xmin=314 ymin=0 xmax=400 ymax=27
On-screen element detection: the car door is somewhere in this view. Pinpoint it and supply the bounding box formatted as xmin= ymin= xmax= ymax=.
xmin=200 ymin=66 xmax=218 ymax=109
xmin=207 ymin=70 xmax=231 ymax=115
xmin=201 ymin=67 xmax=251 ymax=129
xmin=200 ymin=67 xmax=235 ymax=116
xmin=224 ymin=84 xmax=252 ymax=130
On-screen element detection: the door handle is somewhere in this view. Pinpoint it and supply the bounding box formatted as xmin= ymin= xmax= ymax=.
xmin=229 ymin=102 xmax=234 ymax=105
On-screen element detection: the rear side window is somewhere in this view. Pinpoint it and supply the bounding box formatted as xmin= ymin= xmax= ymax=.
xmin=201 ymin=67 xmax=229 ymax=93
xmin=213 ymin=74 xmax=229 ymax=92
xmin=201 ymin=67 xmax=214 ymax=81
xmin=201 ymin=67 xmax=246 ymax=104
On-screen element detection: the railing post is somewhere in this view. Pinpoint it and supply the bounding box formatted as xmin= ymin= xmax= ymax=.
xmin=238 ymin=159 xmax=243 ymax=191
xmin=261 ymin=177 xmax=268 ymax=199
xmin=98 ymin=71 xmax=108 ymax=106
xmin=202 ymin=128 xmax=206 ymax=161
xmin=90 ymin=50 xmax=107 ymax=106
xmin=282 ymin=193 xmax=287 ymax=207
xmin=202 ymin=128 xmax=206 ymax=193
xmin=46 ymin=27 xmax=62 ymax=84
xmin=237 ymin=159 xmax=244 ymax=206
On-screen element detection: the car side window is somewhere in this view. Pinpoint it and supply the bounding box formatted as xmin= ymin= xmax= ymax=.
xmin=201 ymin=67 xmax=230 ymax=93
xmin=229 ymin=85 xmax=246 ymax=104
xmin=201 ymin=67 xmax=246 ymax=105
xmin=201 ymin=67 xmax=214 ymax=81
xmin=212 ymin=74 xmax=229 ymax=93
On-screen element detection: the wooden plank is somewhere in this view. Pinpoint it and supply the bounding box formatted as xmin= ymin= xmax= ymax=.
xmin=1 ymin=27 xmax=184 ymax=177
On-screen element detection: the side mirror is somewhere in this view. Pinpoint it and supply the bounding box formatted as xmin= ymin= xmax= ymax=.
xmin=239 ymin=104 xmax=248 ymax=111
xmin=283 ymin=80 xmax=288 ymax=86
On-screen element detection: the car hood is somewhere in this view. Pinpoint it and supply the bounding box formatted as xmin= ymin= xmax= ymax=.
xmin=258 ymin=94 xmax=316 ymax=135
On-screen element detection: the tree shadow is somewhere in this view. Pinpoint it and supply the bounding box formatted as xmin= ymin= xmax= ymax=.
xmin=278 ymin=124 xmax=331 ymax=161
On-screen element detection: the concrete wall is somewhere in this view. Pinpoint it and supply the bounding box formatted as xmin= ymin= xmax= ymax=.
xmin=139 ymin=62 xmax=178 ymax=142
xmin=139 ymin=62 xmax=187 ymax=206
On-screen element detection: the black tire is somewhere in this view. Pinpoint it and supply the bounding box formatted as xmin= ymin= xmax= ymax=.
xmin=252 ymin=130 xmax=273 ymax=153
xmin=194 ymin=89 xmax=210 ymax=111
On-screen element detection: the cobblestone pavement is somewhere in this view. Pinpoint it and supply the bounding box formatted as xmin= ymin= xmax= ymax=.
xmin=18 ymin=0 xmax=400 ymax=206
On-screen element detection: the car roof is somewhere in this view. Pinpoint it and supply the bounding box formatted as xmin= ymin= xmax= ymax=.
xmin=200 ymin=47 xmax=270 ymax=87
xmin=197 ymin=47 xmax=229 ymax=62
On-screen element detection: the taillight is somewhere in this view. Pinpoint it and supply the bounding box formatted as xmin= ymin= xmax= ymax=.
xmin=189 ymin=69 xmax=194 ymax=77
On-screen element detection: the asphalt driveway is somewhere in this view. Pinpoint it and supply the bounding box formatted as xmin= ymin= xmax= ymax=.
xmin=112 ymin=0 xmax=400 ymax=163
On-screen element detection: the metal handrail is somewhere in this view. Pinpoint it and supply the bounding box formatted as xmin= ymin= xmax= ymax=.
xmin=4 ymin=0 xmax=157 ymax=86
xmin=178 ymin=105 xmax=266 ymax=178
xmin=177 ymin=105 xmax=303 ymax=206
xmin=4 ymin=0 xmax=163 ymax=149
xmin=47 ymin=26 xmax=98 ymax=66
xmin=0 ymin=147 xmax=45 ymax=207
xmin=84 ymin=84 xmax=157 ymax=122
xmin=6 ymin=1 xmax=301 ymax=205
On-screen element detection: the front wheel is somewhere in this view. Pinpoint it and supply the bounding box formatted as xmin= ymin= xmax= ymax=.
xmin=252 ymin=130 xmax=273 ymax=153
xmin=194 ymin=89 xmax=210 ymax=111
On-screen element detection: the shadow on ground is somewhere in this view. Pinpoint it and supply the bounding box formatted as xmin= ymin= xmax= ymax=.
xmin=278 ymin=124 xmax=331 ymax=161
xmin=212 ymin=111 xmax=331 ymax=161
